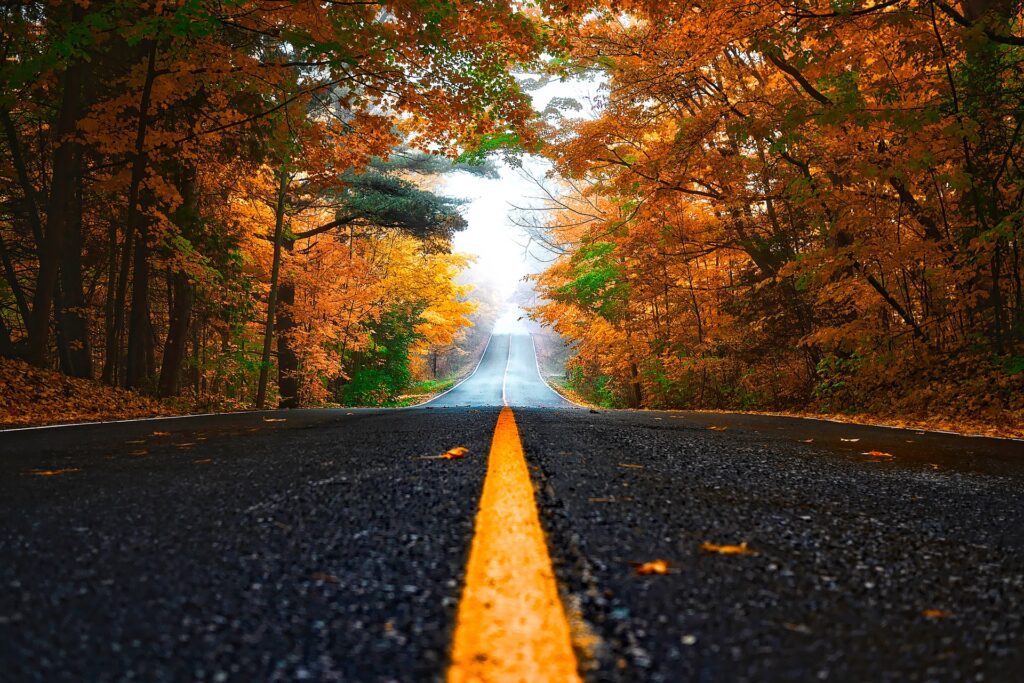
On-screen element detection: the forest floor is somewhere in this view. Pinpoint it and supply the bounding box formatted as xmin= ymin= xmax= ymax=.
xmin=542 ymin=377 xmax=1024 ymax=441
xmin=0 ymin=358 xmax=170 ymax=428
xmin=4 ymin=351 xmax=1020 ymax=440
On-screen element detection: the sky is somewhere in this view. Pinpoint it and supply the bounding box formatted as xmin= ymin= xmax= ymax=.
xmin=441 ymin=77 xmax=602 ymax=303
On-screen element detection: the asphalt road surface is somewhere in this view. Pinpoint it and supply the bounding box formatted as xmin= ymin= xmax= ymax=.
xmin=2 ymin=333 xmax=1023 ymax=681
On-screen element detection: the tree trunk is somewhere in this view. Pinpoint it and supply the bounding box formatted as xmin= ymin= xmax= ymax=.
xmin=157 ymin=168 xmax=199 ymax=397
xmin=628 ymin=360 xmax=643 ymax=408
xmin=101 ymin=218 xmax=121 ymax=384
xmin=276 ymin=239 xmax=300 ymax=409
xmin=157 ymin=271 xmax=193 ymax=397
xmin=256 ymin=168 xmax=289 ymax=408
xmin=57 ymin=164 xmax=93 ymax=377
xmin=123 ymin=41 xmax=159 ymax=390
xmin=28 ymin=5 xmax=87 ymax=367
xmin=126 ymin=228 xmax=153 ymax=389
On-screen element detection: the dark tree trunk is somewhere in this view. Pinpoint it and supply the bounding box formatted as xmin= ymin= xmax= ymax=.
xmin=276 ymin=239 xmax=300 ymax=408
xmin=628 ymin=361 xmax=643 ymax=408
xmin=256 ymin=168 xmax=289 ymax=409
xmin=123 ymin=41 xmax=159 ymax=390
xmin=28 ymin=5 xmax=87 ymax=367
xmin=57 ymin=165 xmax=93 ymax=377
xmin=157 ymin=167 xmax=199 ymax=397
xmin=126 ymin=230 xmax=153 ymax=389
xmin=101 ymin=219 xmax=121 ymax=384
xmin=158 ymin=271 xmax=193 ymax=397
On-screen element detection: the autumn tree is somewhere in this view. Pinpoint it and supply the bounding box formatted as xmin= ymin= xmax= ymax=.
xmin=0 ymin=0 xmax=547 ymax=411
xmin=533 ymin=0 xmax=1023 ymax=419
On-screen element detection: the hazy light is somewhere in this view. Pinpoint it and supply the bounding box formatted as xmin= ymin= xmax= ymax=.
xmin=443 ymin=76 xmax=604 ymax=306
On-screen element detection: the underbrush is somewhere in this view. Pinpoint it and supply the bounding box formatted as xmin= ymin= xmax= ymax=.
xmin=565 ymin=350 xmax=1024 ymax=438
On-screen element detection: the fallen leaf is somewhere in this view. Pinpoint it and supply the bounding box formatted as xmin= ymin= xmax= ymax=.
xmin=311 ymin=572 xmax=339 ymax=584
xmin=193 ymin=458 xmax=212 ymax=464
xmin=440 ymin=446 xmax=469 ymax=460
xmin=618 ymin=463 xmax=644 ymax=469
xmin=150 ymin=431 xmax=170 ymax=436
xmin=863 ymin=450 xmax=894 ymax=457
xmin=632 ymin=559 xmax=670 ymax=575
xmin=263 ymin=417 xmax=287 ymax=423
xmin=26 ymin=467 xmax=80 ymax=476
xmin=800 ymin=438 xmax=814 ymax=443
xmin=707 ymin=425 xmax=728 ymax=431
xmin=922 ymin=609 xmax=951 ymax=618
xmin=175 ymin=442 xmax=197 ymax=449
xmin=840 ymin=438 xmax=860 ymax=442
xmin=700 ymin=541 xmax=758 ymax=556
xmin=130 ymin=449 xmax=148 ymax=456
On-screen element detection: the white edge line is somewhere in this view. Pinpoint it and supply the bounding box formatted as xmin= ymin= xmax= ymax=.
xmin=409 ymin=333 xmax=495 ymax=409
xmin=530 ymin=334 xmax=586 ymax=409
xmin=501 ymin=335 xmax=511 ymax=406
xmin=0 ymin=409 xmax=268 ymax=433
xmin=641 ymin=408 xmax=1024 ymax=442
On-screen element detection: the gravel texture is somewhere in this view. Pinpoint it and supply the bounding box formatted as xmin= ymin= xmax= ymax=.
xmin=515 ymin=408 xmax=1024 ymax=682
xmin=3 ymin=368 xmax=1022 ymax=682
xmin=1 ymin=408 xmax=498 ymax=682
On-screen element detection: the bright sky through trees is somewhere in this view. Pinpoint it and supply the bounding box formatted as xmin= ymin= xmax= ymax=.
xmin=444 ymin=76 xmax=602 ymax=299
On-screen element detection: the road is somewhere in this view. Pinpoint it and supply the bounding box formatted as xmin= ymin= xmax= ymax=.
xmin=428 ymin=333 xmax=573 ymax=408
xmin=2 ymin=333 xmax=1023 ymax=681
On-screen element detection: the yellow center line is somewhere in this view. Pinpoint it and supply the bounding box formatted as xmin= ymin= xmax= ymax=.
xmin=448 ymin=407 xmax=582 ymax=683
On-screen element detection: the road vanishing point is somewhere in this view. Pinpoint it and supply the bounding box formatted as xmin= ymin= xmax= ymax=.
xmin=2 ymin=332 xmax=1023 ymax=681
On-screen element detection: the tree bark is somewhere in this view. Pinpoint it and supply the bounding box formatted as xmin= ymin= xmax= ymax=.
xmin=56 ymin=164 xmax=93 ymax=377
xmin=27 ymin=4 xmax=87 ymax=367
xmin=157 ymin=168 xmax=199 ymax=397
xmin=124 ymin=41 xmax=159 ymax=390
xmin=157 ymin=271 xmax=193 ymax=397
xmin=276 ymin=238 xmax=300 ymax=409
xmin=255 ymin=168 xmax=289 ymax=408
xmin=126 ymin=226 xmax=153 ymax=389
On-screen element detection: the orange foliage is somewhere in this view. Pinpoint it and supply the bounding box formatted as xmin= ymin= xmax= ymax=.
xmin=531 ymin=0 xmax=1024 ymax=430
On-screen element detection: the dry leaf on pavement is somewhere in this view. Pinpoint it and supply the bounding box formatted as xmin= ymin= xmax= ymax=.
xmin=26 ymin=468 xmax=80 ymax=476
xmin=632 ymin=559 xmax=670 ymax=575
xmin=700 ymin=541 xmax=758 ymax=556
xmin=440 ymin=446 xmax=469 ymax=460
